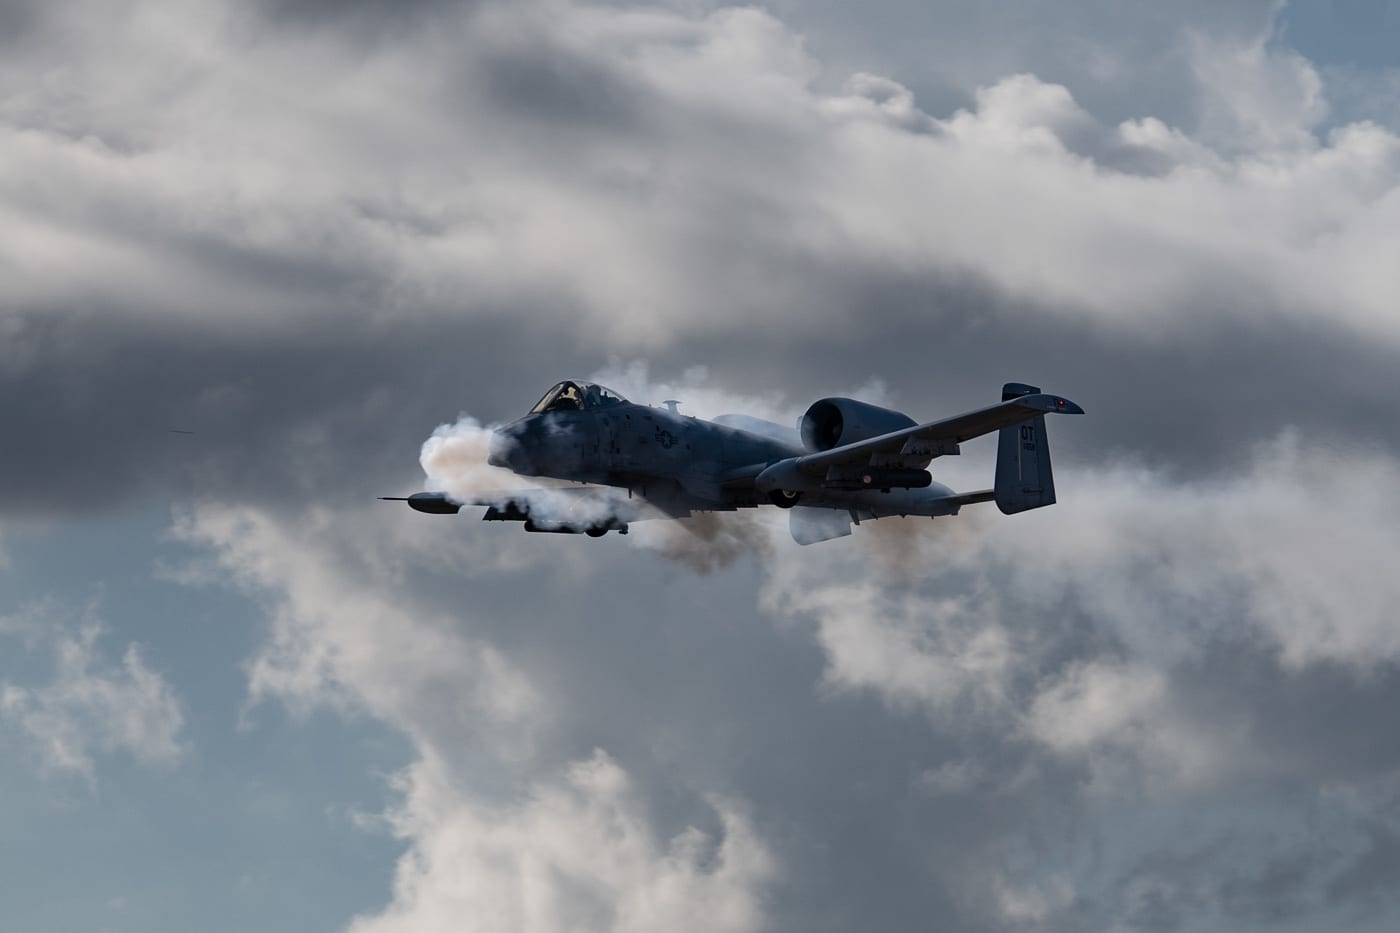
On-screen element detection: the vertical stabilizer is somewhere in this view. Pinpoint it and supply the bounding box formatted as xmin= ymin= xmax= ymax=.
xmin=995 ymin=382 xmax=1057 ymax=514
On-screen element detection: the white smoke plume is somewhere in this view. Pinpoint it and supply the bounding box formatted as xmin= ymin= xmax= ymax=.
xmin=419 ymin=415 xmax=636 ymax=532
xmin=419 ymin=416 xmax=521 ymax=499
xmin=629 ymin=510 xmax=780 ymax=574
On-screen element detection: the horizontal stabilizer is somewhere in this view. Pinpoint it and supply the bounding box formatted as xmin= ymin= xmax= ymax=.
xmin=938 ymin=489 xmax=996 ymax=509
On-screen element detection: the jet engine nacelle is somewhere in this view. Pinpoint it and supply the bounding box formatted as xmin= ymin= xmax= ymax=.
xmin=799 ymin=398 xmax=916 ymax=452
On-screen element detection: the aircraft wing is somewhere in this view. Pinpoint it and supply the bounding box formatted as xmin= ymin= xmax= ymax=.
xmin=930 ymin=489 xmax=997 ymax=509
xmin=787 ymin=488 xmax=998 ymax=545
xmin=790 ymin=393 xmax=1083 ymax=474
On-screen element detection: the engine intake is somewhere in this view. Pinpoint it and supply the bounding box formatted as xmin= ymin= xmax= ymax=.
xmin=799 ymin=398 xmax=916 ymax=452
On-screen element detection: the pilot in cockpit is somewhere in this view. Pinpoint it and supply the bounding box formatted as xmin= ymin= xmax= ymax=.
xmin=531 ymin=382 xmax=581 ymax=413
xmin=551 ymin=383 xmax=581 ymax=411
xmin=529 ymin=381 xmax=625 ymax=415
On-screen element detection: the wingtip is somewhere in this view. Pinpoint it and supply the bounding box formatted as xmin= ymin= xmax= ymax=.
xmin=1027 ymin=394 xmax=1085 ymax=415
xmin=1058 ymin=398 xmax=1085 ymax=415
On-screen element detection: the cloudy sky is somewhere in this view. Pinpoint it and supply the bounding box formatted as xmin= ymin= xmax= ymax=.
xmin=3 ymin=0 xmax=1400 ymax=930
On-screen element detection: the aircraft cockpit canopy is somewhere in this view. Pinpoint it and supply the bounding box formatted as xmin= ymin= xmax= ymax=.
xmin=528 ymin=381 xmax=628 ymax=414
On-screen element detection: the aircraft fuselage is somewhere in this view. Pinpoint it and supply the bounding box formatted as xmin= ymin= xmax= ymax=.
xmin=488 ymin=398 xmax=962 ymax=519
xmin=489 ymin=401 xmax=793 ymax=509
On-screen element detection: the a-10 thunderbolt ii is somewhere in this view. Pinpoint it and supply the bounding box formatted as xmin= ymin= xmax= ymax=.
xmin=383 ymin=380 xmax=1084 ymax=545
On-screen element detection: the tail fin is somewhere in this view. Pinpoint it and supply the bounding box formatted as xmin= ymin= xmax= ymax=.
xmin=995 ymin=382 xmax=1057 ymax=514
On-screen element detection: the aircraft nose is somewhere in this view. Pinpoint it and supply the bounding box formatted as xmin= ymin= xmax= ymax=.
xmin=488 ymin=423 xmax=525 ymax=471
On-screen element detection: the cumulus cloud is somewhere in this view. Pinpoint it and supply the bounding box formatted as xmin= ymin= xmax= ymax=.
xmin=172 ymin=494 xmax=787 ymax=930
xmin=7 ymin=0 xmax=1400 ymax=930
xmin=2 ymin=0 xmax=1395 ymax=349
xmin=348 ymin=750 xmax=773 ymax=933
xmin=0 ymin=613 xmax=185 ymax=781
xmin=172 ymin=372 xmax=1400 ymax=930
xmin=171 ymin=503 xmax=542 ymax=753
xmin=759 ymin=431 xmax=1400 ymax=800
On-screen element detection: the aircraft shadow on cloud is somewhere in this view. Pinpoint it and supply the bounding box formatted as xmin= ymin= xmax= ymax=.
xmin=382 ymin=381 xmax=1084 ymax=545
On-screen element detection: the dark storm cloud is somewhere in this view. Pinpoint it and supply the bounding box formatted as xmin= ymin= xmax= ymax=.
xmin=0 ymin=0 xmax=39 ymax=45
xmin=1193 ymin=647 xmax=1400 ymax=783
xmin=6 ymin=253 xmax=1394 ymax=518
xmin=1327 ymin=825 xmax=1400 ymax=913
xmin=2 ymin=0 xmax=1393 ymax=516
xmin=0 ymin=272 xmax=1355 ymax=513
xmin=678 ymin=275 xmax=1400 ymax=479
xmin=473 ymin=35 xmax=652 ymax=132
xmin=1100 ymin=815 xmax=1400 ymax=930
xmin=1110 ymin=840 xmax=1334 ymax=931
xmin=0 ymin=307 xmax=604 ymax=515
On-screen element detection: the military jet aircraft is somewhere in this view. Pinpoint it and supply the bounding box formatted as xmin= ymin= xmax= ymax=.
xmin=382 ymin=380 xmax=1084 ymax=545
